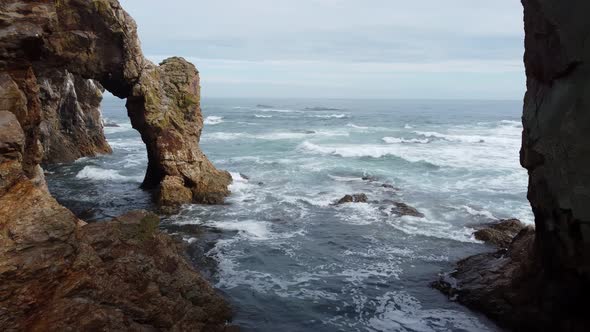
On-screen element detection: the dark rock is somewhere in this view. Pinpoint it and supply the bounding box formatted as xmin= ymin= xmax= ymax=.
xmin=473 ymin=218 xmax=526 ymax=248
xmin=391 ymin=202 xmax=424 ymax=218
xmin=239 ymin=173 xmax=250 ymax=180
xmin=361 ymin=176 xmax=378 ymax=182
xmin=335 ymin=193 xmax=368 ymax=205
xmin=434 ymin=1 xmax=590 ymax=330
xmin=381 ymin=183 xmax=399 ymax=190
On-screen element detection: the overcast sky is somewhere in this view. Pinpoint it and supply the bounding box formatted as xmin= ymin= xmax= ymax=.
xmin=120 ymin=0 xmax=525 ymax=99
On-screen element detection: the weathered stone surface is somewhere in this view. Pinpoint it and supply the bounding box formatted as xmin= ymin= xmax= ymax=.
xmin=128 ymin=57 xmax=231 ymax=207
xmin=390 ymin=202 xmax=424 ymax=218
xmin=0 ymin=0 xmax=230 ymax=206
xmin=37 ymin=69 xmax=112 ymax=164
xmin=473 ymin=218 xmax=526 ymax=248
xmin=334 ymin=193 xmax=369 ymax=205
xmin=0 ymin=0 xmax=234 ymax=330
xmin=0 ymin=194 xmax=232 ymax=331
xmin=433 ymin=229 xmax=542 ymax=331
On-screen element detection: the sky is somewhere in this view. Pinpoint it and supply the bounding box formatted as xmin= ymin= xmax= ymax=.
xmin=119 ymin=0 xmax=525 ymax=99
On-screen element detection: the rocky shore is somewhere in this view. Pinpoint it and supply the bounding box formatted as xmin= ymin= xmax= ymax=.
xmin=1 ymin=0 xmax=233 ymax=330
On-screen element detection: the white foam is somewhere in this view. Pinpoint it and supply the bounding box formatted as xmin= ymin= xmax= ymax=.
xmin=367 ymin=291 xmax=492 ymax=332
xmin=203 ymin=130 xmax=348 ymax=142
xmin=258 ymin=108 xmax=303 ymax=114
xmin=309 ymin=113 xmax=348 ymax=119
xmin=204 ymin=116 xmax=224 ymax=125
xmin=404 ymin=124 xmax=413 ymax=129
xmin=229 ymin=172 xmax=250 ymax=193
xmin=382 ymin=137 xmax=429 ymax=144
xmin=460 ymin=205 xmax=496 ymax=220
xmin=75 ymin=166 xmax=143 ymax=182
xmin=254 ymin=114 xmax=273 ymax=118
xmin=346 ymin=123 xmax=370 ymax=130
xmin=210 ymin=220 xmax=270 ymax=239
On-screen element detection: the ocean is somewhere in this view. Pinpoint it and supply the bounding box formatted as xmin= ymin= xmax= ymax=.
xmin=46 ymin=97 xmax=530 ymax=331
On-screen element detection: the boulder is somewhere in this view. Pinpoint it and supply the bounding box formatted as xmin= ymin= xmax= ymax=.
xmin=473 ymin=218 xmax=526 ymax=248
xmin=391 ymin=202 xmax=424 ymax=218
xmin=335 ymin=193 xmax=368 ymax=205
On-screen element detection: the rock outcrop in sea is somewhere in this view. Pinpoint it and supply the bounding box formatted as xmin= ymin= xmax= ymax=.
xmin=434 ymin=1 xmax=590 ymax=330
xmin=0 ymin=0 xmax=232 ymax=330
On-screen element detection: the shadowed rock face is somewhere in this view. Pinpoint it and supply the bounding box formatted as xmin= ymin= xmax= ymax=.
xmin=38 ymin=69 xmax=112 ymax=164
xmin=435 ymin=1 xmax=590 ymax=330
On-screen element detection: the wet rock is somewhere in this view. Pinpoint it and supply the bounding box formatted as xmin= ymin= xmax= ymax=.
xmin=335 ymin=193 xmax=368 ymax=205
xmin=391 ymin=202 xmax=424 ymax=218
xmin=473 ymin=218 xmax=526 ymax=248
xmin=433 ymin=228 xmax=542 ymax=331
xmin=362 ymin=175 xmax=378 ymax=182
xmin=381 ymin=183 xmax=399 ymax=190
xmin=38 ymin=69 xmax=112 ymax=164
xmin=239 ymin=173 xmax=251 ymax=180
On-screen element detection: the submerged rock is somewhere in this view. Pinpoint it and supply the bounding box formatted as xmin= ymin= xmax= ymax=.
xmin=473 ymin=218 xmax=526 ymax=248
xmin=335 ymin=193 xmax=369 ymax=205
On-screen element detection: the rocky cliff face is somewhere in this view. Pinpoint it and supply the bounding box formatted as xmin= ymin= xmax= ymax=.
xmin=0 ymin=0 xmax=230 ymax=207
xmin=435 ymin=1 xmax=590 ymax=330
xmin=0 ymin=0 xmax=233 ymax=330
xmin=38 ymin=69 xmax=111 ymax=164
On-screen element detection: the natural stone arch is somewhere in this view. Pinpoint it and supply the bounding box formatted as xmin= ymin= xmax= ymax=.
xmin=0 ymin=0 xmax=231 ymax=210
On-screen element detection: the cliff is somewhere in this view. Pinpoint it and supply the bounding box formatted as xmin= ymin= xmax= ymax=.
xmin=0 ymin=0 xmax=231 ymax=208
xmin=434 ymin=1 xmax=590 ymax=330
xmin=0 ymin=0 xmax=233 ymax=330
xmin=38 ymin=69 xmax=112 ymax=164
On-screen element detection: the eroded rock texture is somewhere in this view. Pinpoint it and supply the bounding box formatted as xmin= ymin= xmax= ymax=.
xmin=38 ymin=69 xmax=112 ymax=164
xmin=0 ymin=0 xmax=230 ymax=208
xmin=0 ymin=0 xmax=233 ymax=330
xmin=435 ymin=1 xmax=590 ymax=330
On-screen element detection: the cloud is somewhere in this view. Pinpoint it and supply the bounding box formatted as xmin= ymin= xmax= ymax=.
xmin=121 ymin=0 xmax=525 ymax=98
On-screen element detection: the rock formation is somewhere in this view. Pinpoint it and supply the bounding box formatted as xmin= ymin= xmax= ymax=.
xmin=0 ymin=0 xmax=230 ymax=207
xmin=0 ymin=0 xmax=233 ymax=330
xmin=38 ymin=69 xmax=111 ymax=164
xmin=435 ymin=1 xmax=590 ymax=330
xmin=473 ymin=218 xmax=526 ymax=248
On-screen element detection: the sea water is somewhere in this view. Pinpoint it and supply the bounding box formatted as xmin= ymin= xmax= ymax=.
xmin=47 ymin=97 xmax=531 ymax=331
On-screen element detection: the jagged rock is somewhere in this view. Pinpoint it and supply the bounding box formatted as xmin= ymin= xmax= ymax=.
xmin=391 ymin=202 xmax=424 ymax=218
xmin=0 ymin=0 xmax=230 ymax=208
xmin=37 ymin=69 xmax=112 ymax=164
xmin=335 ymin=193 xmax=368 ymax=205
xmin=127 ymin=57 xmax=232 ymax=206
xmin=0 ymin=1 xmax=235 ymax=330
xmin=473 ymin=219 xmax=526 ymax=248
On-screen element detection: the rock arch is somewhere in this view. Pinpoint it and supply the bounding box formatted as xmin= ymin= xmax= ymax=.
xmin=0 ymin=0 xmax=231 ymax=210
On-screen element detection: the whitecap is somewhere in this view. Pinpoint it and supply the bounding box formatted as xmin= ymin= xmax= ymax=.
xmin=309 ymin=113 xmax=348 ymax=119
xmin=382 ymin=137 xmax=429 ymax=144
xmin=75 ymin=166 xmax=143 ymax=182
xmin=204 ymin=116 xmax=224 ymax=125
xmin=254 ymin=114 xmax=273 ymax=118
